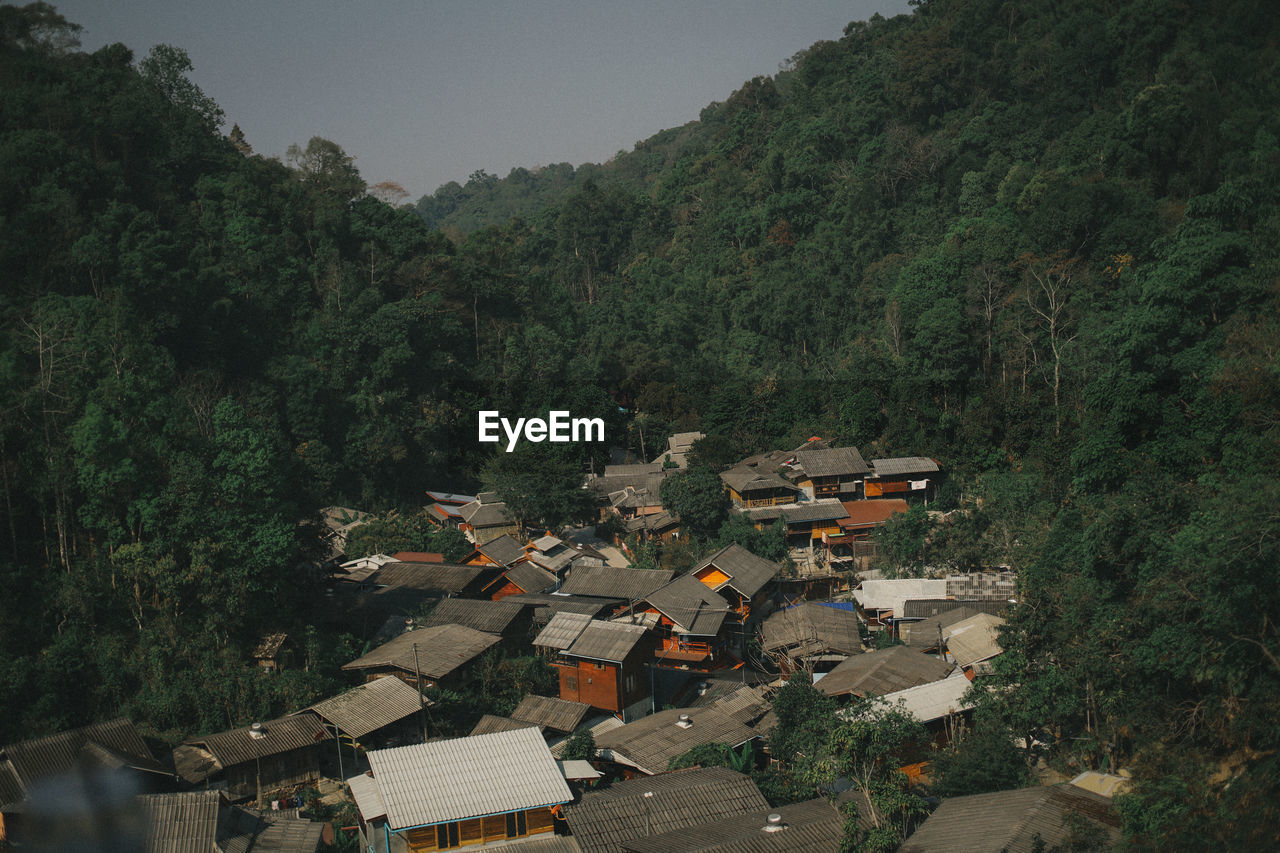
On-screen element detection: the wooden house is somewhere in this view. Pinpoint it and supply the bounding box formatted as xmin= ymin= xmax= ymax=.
xmin=252 ymin=632 xmax=290 ymax=672
xmin=638 ymin=574 xmax=734 ymax=671
xmin=865 ymin=457 xmax=941 ymax=500
xmin=172 ymin=716 xmax=327 ymax=802
xmin=294 ymin=676 xmax=427 ymax=755
xmin=593 ymin=708 xmax=762 ymax=776
xmin=899 ymin=785 xmax=1121 ymax=852
xmin=649 ymin=431 xmax=705 ymax=469
xmin=458 ymin=492 xmax=519 ymax=544
xmin=557 ymin=565 xmax=674 ymax=606
xmin=423 ymin=490 xmax=475 ymax=530
xmin=347 ymin=728 xmax=571 ymax=853
xmin=720 ymin=465 xmax=799 ymax=509
xmin=564 ymin=767 xmax=769 ymax=850
xmin=534 ymin=613 xmax=651 ymax=718
xmin=690 ymin=543 xmax=781 ymax=623
xmin=462 ymin=533 xmax=525 ymax=568
xmin=744 ymin=500 xmax=849 ymax=548
xmin=1 ymin=718 xmax=170 ymax=842
xmin=793 ymin=446 xmax=871 ymax=500
xmin=623 ymin=509 xmax=681 ymax=544
xmin=341 ymin=624 xmax=501 ymax=690
xmin=761 ymin=602 xmax=863 ymax=674
xmin=837 ymin=499 xmax=909 ymax=540
xmin=482 ymin=562 xmax=557 ymax=601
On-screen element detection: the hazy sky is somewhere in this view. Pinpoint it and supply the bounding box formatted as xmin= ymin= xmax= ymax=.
xmin=54 ymin=1 xmax=914 ymax=200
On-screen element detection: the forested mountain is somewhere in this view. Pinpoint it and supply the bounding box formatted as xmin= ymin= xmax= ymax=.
xmin=2 ymin=0 xmax=1279 ymax=846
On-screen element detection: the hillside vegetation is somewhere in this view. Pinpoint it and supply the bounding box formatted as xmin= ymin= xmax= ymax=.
xmin=1 ymin=0 xmax=1278 ymax=845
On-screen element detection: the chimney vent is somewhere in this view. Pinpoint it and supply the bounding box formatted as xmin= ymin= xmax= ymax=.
xmin=675 ymin=714 xmax=693 ymax=729
xmin=763 ymin=813 xmax=785 ymax=832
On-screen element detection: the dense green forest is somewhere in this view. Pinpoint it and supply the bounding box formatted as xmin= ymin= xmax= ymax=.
xmin=2 ymin=0 xmax=1279 ymax=846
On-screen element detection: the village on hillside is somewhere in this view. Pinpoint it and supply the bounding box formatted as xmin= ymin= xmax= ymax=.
xmin=0 ymin=434 xmax=1124 ymax=852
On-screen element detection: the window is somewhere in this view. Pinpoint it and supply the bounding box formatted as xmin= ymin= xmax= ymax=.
xmin=566 ymin=674 xmax=577 ymax=691
xmin=436 ymin=821 xmax=460 ymax=849
xmin=505 ymin=810 xmax=528 ymax=838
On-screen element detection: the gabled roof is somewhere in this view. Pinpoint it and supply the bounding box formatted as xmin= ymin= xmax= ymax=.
xmin=363 ymin=728 xmax=571 ymax=830
xmin=943 ymin=613 xmax=1006 ymax=667
xmin=174 ymin=715 xmax=327 ymax=784
xmin=762 ymin=602 xmax=863 ymax=657
xmin=0 ymin=718 xmax=163 ymax=807
xmin=460 ymin=498 xmax=515 ymax=528
xmin=853 ymin=579 xmax=948 ymax=616
xmin=370 ymin=561 xmax=496 ymax=593
xmin=816 ymin=646 xmax=954 ymax=699
xmin=501 ymin=562 xmax=558 ymax=594
xmin=620 ymin=797 xmax=844 ymax=853
xmin=744 ymin=501 xmax=849 ymax=525
xmin=500 ymin=593 xmax=624 ymax=626
xmin=341 ymin=625 xmax=500 ymax=680
xmin=795 ymin=446 xmax=871 ymax=478
xmin=559 ymin=566 xmax=675 ymax=601
xmin=595 ymin=708 xmax=761 ymax=776
xmin=422 ymin=598 xmax=524 ymax=634
xmin=563 ymin=767 xmax=768 ymax=853
xmin=547 ymin=714 xmax=625 ymax=758
xmin=624 ymin=510 xmax=680 ymax=533
xmin=873 ymin=669 xmax=974 ymax=724
xmin=528 ymin=548 xmax=575 ymax=574
xmin=534 ymin=614 xmax=649 ymax=663
xmin=692 ymin=544 xmax=780 ymax=600
xmin=532 ymin=534 xmax=563 ymax=552
xmin=720 ymin=466 xmax=797 ymax=495
xmin=511 ymin=695 xmax=592 ymax=734
xmin=299 ymin=676 xmax=425 ymax=739
xmin=901 ymin=606 xmax=983 ymax=648
xmin=470 ymin=715 xmax=539 ymax=736
xmin=474 ymin=533 xmax=526 ymax=567
xmin=645 ymin=575 xmax=730 ymax=637
xmin=898 ymin=785 xmax=1120 ymax=853
xmin=869 ymin=457 xmax=941 ymax=477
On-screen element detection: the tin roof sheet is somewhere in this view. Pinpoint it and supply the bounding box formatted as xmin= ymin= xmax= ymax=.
xmin=341 ymin=625 xmax=501 ymax=679
xmin=300 ymin=677 xmax=424 ymax=739
xmin=366 ymin=727 xmax=571 ymax=830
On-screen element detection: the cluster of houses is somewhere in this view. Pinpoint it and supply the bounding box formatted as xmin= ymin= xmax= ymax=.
xmin=0 ymin=436 xmax=1127 ymax=851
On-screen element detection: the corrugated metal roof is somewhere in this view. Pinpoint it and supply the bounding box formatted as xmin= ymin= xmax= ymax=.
xmin=565 ymin=620 xmax=649 ymax=663
xmin=762 ymin=602 xmax=862 ymax=656
xmin=425 ymin=491 xmax=476 ymax=505
xmin=341 ymin=625 xmax=501 ymax=679
xmin=943 ymin=613 xmax=1006 ymax=667
xmin=900 ymin=598 xmax=1010 ymax=620
xmin=816 ymin=646 xmax=954 ymax=698
xmin=620 ymin=797 xmax=844 ymax=853
xmin=183 ymin=715 xmax=328 ymax=770
xmin=840 ymin=499 xmax=909 ymax=527
xmin=901 ymin=606 xmax=983 ymax=648
xmin=869 ymin=457 xmax=940 ymax=477
xmin=370 ymin=561 xmax=492 ymax=593
xmin=366 ymin=727 xmax=572 ymax=830
xmin=558 ymin=759 xmax=602 ymax=781
xmin=423 ymin=598 xmax=524 ymax=634
xmin=744 ymin=501 xmax=849 ymax=524
xmin=138 ymin=790 xmax=221 ymax=853
xmin=533 ymin=535 xmax=563 ymax=551
xmin=853 ymin=579 xmax=947 ymax=615
xmin=595 ymin=708 xmax=760 ymax=775
xmin=0 ymin=718 xmax=161 ymax=806
xmin=476 ymin=534 xmax=526 ymax=567
xmin=645 ymin=575 xmax=730 ymax=637
xmin=504 ymin=562 xmax=558 ymax=594
xmin=300 ymin=676 xmax=424 ymax=739
xmin=347 ymin=772 xmax=387 ymax=822
xmin=535 ymin=612 xmax=593 ymax=651
xmin=547 ymin=715 xmax=625 ymax=758
xmin=563 ymin=767 xmax=768 ymax=853
xmin=899 ymin=785 xmax=1120 ymax=852
xmin=470 ymin=715 xmax=540 ymax=736
xmin=512 ymin=696 xmax=592 ymax=734
xmin=560 ymin=566 xmax=675 ymax=601
xmin=693 ymin=544 xmax=780 ymax=600
xmin=945 ymin=571 xmax=1017 ymax=601
xmin=872 ymin=670 xmax=973 ymax=723
xmin=795 ymin=447 xmax=870 ymax=478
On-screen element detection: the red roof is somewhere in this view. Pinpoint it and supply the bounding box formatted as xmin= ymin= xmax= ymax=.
xmin=391 ymin=551 xmax=444 ymax=563
xmin=839 ymin=500 xmax=909 ymax=529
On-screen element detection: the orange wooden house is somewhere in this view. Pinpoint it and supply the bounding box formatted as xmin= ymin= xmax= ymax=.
xmin=689 ymin=543 xmax=782 ymax=622
xmin=534 ymin=613 xmax=651 ymax=718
